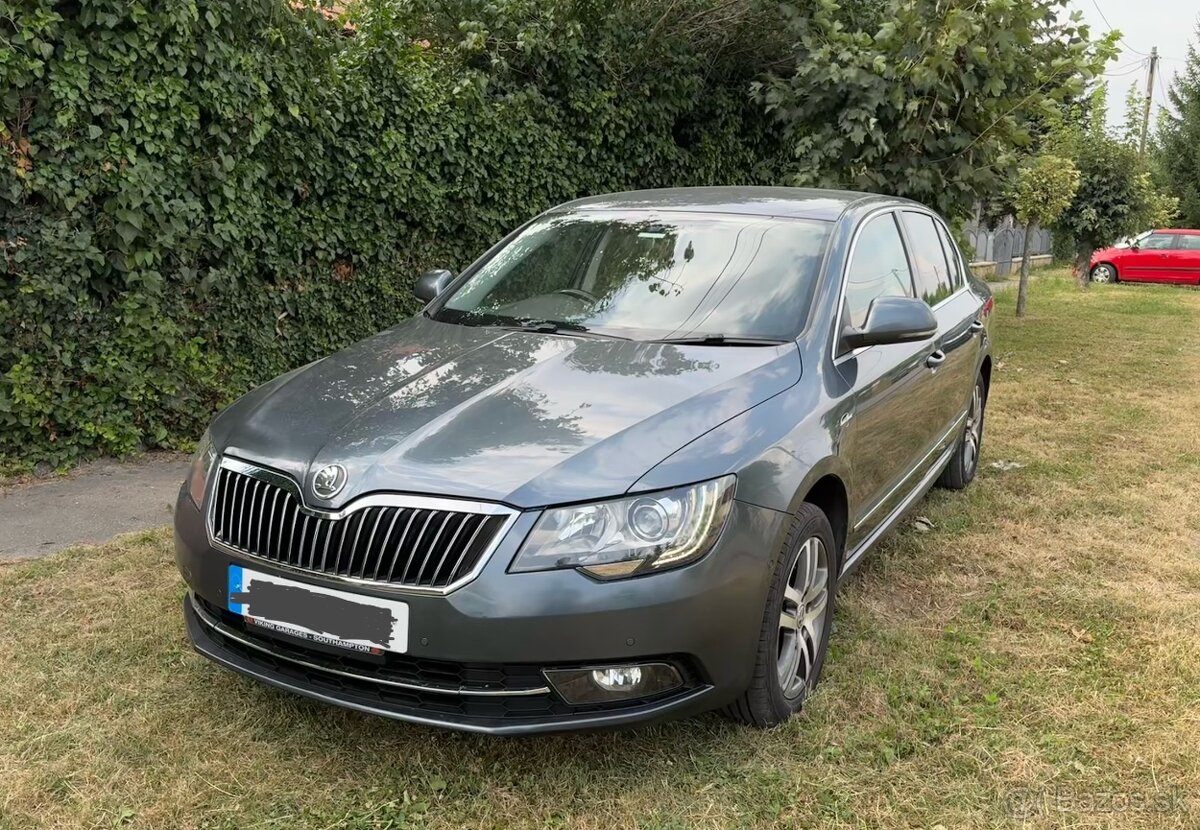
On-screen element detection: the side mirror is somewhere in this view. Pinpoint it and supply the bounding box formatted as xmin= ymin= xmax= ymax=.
xmin=1130 ymin=243 xmax=1140 ymax=252
xmin=414 ymin=269 xmax=454 ymax=303
xmin=841 ymin=296 xmax=937 ymax=351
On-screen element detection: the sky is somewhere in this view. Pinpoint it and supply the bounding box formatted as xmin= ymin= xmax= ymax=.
xmin=1073 ymin=0 xmax=1196 ymax=130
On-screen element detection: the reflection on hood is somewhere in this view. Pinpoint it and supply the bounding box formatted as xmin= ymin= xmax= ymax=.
xmin=216 ymin=316 xmax=801 ymax=508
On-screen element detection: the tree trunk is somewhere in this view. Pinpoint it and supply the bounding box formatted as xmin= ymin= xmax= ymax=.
xmin=1016 ymin=220 xmax=1034 ymax=317
xmin=1074 ymin=246 xmax=1093 ymax=289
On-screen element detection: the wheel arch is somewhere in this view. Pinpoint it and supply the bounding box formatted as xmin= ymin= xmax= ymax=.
xmin=800 ymin=474 xmax=849 ymax=568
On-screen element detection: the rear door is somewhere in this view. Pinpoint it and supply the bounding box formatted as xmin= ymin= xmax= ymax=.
xmin=1120 ymin=232 xmax=1179 ymax=282
xmin=1164 ymin=233 xmax=1200 ymax=284
xmin=898 ymin=210 xmax=980 ymax=437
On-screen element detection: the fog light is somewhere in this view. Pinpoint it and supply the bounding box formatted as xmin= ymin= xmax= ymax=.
xmin=592 ymin=666 xmax=642 ymax=691
xmin=544 ymin=662 xmax=683 ymax=704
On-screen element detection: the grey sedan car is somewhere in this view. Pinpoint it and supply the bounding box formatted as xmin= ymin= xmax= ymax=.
xmin=175 ymin=187 xmax=992 ymax=734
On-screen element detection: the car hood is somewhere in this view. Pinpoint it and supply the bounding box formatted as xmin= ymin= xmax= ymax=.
xmin=214 ymin=316 xmax=801 ymax=509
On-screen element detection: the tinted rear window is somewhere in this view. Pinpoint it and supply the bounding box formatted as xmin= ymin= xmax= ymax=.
xmin=901 ymin=211 xmax=955 ymax=306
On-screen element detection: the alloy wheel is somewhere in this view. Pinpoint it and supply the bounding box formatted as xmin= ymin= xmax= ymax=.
xmin=777 ymin=536 xmax=829 ymax=700
xmin=1091 ymin=265 xmax=1114 ymax=283
xmin=963 ymin=383 xmax=983 ymax=473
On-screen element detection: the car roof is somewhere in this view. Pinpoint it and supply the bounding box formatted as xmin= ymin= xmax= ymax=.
xmin=551 ymin=186 xmax=918 ymax=222
xmin=1156 ymin=228 xmax=1200 ymax=235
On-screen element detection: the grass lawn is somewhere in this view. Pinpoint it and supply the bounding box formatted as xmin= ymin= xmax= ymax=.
xmin=3 ymin=270 xmax=1199 ymax=829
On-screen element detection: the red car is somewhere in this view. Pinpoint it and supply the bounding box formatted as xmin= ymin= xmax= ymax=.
xmin=1090 ymin=229 xmax=1200 ymax=285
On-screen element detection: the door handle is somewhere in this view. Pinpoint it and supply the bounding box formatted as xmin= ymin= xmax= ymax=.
xmin=926 ymin=349 xmax=947 ymax=368
xmin=969 ymin=320 xmax=985 ymax=333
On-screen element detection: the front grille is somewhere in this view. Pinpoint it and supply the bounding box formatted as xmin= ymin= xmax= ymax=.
xmin=209 ymin=464 xmax=510 ymax=589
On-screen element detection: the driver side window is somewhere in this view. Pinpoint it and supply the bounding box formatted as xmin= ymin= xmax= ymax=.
xmin=465 ymin=221 xmax=601 ymax=309
xmin=844 ymin=214 xmax=915 ymax=330
xmin=1140 ymin=233 xmax=1176 ymax=251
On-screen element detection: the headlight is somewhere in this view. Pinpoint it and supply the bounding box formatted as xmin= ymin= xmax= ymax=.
xmin=186 ymin=429 xmax=217 ymax=507
xmin=510 ymin=476 xmax=735 ymax=580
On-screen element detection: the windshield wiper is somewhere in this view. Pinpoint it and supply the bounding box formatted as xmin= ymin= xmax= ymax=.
xmin=650 ymin=334 xmax=787 ymax=346
xmin=499 ymin=320 xmax=561 ymax=334
xmin=495 ymin=320 xmax=631 ymax=341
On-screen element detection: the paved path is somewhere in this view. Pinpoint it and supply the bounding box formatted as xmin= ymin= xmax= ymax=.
xmin=0 ymin=454 xmax=189 ymax=561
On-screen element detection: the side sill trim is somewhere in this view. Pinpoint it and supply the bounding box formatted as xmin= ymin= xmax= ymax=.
xmin=852 ymin=411 xmax=967 ymax=532
xmin=839 ymin=438 xmax=959 ymax=579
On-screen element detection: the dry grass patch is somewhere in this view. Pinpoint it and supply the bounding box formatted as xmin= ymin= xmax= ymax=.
xmin=2 ymin=270 xmax=1199 ymax=829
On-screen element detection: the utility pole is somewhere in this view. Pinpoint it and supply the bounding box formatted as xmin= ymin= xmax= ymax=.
xmin=1139 ymin=46 xmax=1159 ymax=157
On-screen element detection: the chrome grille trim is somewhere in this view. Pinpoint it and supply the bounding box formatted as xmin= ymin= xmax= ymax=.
xmin=205 ymin=456 xmax=519 ymax=596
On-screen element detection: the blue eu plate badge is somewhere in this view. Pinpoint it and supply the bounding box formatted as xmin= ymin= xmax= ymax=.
xmin=227 ymin=564 xmax=409 ymax=655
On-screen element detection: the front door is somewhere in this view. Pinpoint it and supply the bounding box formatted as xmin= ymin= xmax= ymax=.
xmin=1120 ymin=232 xmax=1179 ymax=282
xmin=835 ymin=212 xmax=944 ymax=548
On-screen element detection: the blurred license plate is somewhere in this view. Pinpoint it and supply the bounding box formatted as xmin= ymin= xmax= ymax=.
xmin=226 ymin=565 xmax=408 ymax=655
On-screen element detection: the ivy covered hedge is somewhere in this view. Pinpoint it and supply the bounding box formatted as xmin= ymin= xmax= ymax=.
xmin=0 ymin=0 xmax=790 ymax=469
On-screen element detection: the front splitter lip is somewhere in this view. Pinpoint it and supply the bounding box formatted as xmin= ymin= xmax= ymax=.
xmin=183 ymin=595 xmax=714 ymax=736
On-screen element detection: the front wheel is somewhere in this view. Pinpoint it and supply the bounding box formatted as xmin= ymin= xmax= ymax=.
xmin=938 ymin=372 xmax=986 ymax=490
xmin=724 ymin=503 xmax=836 ymax=727
xmin=1090 ymin=263 xmax=1117 ymax=283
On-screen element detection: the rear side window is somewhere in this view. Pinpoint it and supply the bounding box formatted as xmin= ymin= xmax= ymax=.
xmin=1177 ymin=235 xmax=1200 ymax=250
xmin=900 ymin=211 xmax=954 ymax=306
xmin=844 ymin=214 xmax=914 ymax=329
xmin=934 ymin=220 xmax=964 ymax=288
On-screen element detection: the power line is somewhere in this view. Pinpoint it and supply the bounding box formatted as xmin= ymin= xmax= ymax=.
xmin=1089 ymin=0 xmax=1156 ymax=60
xmin=1104 ymin=59 xmax=1147 ymax=78
xmin=1156 ymin=69 xmax=1173 ymax=115
xmin=1089 ymin=0 xmax=1117 ymax=31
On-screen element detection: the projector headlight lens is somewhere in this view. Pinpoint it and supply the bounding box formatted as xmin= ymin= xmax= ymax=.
xmin=510 ymin=476 xmax=734 ymax=579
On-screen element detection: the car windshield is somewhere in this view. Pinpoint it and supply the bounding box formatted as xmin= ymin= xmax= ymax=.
xmin=432 ymin=211 xmax=833 ymax=341
xmin=1118 ymin=230 xmax=1154 ymax=247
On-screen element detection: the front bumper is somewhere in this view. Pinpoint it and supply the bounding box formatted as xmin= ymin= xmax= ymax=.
xmin=174 ymin=485 xmax=786 ymax=734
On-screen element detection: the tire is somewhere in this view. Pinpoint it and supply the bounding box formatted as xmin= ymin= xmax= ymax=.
xmin=938 ymin=372 xmax=986 ymax=490
xmin=1090 ymin=263 xmax=1117 ymax=283
xmin=724 ymin=502 xmax=837 ymax=727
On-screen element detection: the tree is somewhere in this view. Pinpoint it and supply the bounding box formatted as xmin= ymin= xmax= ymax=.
xmin=1052 ymin=135 xmax=1159 ymax=285
xmin=754 ymin=0 xmax=1116 ymax=224
xmin=1119 ymin=81 xmax=1160 ymax=149
xmin=1155 ymin=24 xmax=1200 ymax=227
xmin=1010 ymin=154 xmax=1080 ymax=316
xmin=1047 ymin=91 xmax=1177 ymax=286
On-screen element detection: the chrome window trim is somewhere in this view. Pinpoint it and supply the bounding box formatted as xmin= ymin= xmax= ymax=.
xmin=830 ymin=206 xmax=968 ymax=366
xmin=190 ymin=595 xmax=551 ymax=697
xmin=204 ymin=455 xmax=521 ymax=596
